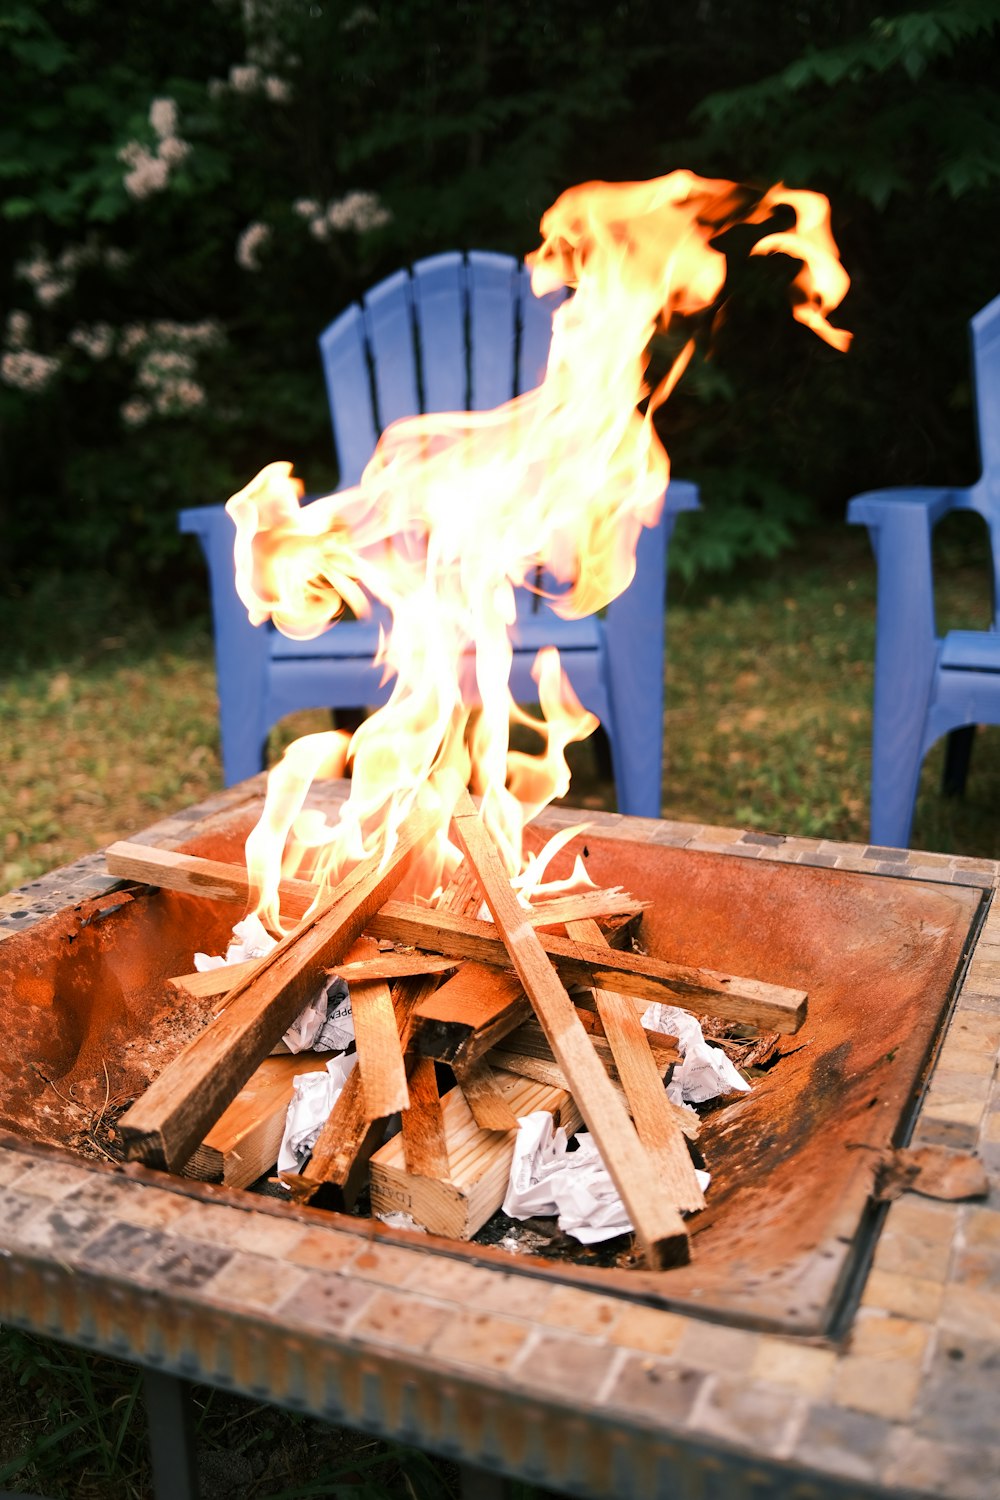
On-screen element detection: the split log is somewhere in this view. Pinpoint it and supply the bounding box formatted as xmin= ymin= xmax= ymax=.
xmin=117 ymin=809 xmax=437 ymax=1173
xmin=568 ymin=915 xmax=704 ymax=1215
xmin=495 ymin=1018 xmax=681 ymax=1081
xmin=451 ymin=791 xmax=690 ymax=1269
xmin=183 ymin=1052 xmax=329 ymax=1189
xmin=369 ymin=1070 xmax=582 ymax=1239
xmin=169 ymin=950 xmax=457 ymax=1001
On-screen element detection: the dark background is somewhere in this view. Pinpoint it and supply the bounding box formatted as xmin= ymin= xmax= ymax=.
xmin=2 ymin=0 xmax=998 ymax=606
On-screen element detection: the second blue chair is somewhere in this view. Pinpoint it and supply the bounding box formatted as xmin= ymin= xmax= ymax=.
xmin=181 ymin=251 xmax=699 ymax=816
xmin=848 ymin=291 xmax=1000 ymax=848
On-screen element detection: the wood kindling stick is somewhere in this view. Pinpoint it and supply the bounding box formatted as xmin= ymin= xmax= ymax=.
xmin=116 ymin=809 xmax=438 ymax=1173
xmin=451 ymin=790 xmax=690 ymax=1269
xmin=348 ymin=937 xmax=410 ymax=1120
xmin=106 ymin=841 xmax=807 ymax=1030
xmin=567 ymin=916 xmax=705 ymax=1215
xmin=169 ymin=950 xmax=458 ymax=1001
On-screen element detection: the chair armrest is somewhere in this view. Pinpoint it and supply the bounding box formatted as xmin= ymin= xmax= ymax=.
xmin=846 ymin=486 xmax=966 ymax=530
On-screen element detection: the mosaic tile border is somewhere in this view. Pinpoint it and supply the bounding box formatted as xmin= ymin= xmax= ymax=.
xmin=0 ymin=788 xmax=997 ymax=1498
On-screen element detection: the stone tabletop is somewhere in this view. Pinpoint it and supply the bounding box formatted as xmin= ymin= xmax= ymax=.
xmin=1 ymin=780 xmax=998 ymax=1500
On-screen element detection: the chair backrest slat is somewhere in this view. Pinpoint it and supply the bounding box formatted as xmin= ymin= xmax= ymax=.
xmin=364 ymin=269 xmax=421 ymax=434
xmin=516 ymin=263 xmax=566 ymax=396
xmin=972 ymin=292 xmax=1000 ymax=485
xmin=412 ymin=253 xmax=469 ymax=414
xmin=467 ymin=251 xmax=519 ymax=411
xmin=319 ymin=304 xmax=380 ymax=489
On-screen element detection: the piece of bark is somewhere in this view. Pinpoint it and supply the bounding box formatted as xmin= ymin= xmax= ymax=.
xmin=452 ymin=791 xmax=690 ymax=1269
xmin=369 ymin=1070 xmax=582 ymax=1239
xmin=117 ymin=809 xmax=437 ymax=1173
xmin=568 ymin=916 xmax=704 ymax=1215
xmin=182 ymin=1052 xmax=329 ymax=1188
xmin=349 ymin=937 xmax=410 ymax=1120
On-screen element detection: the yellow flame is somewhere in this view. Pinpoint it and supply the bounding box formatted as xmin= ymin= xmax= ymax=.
xmin=227 ymin=171 xmax=850 ymax=925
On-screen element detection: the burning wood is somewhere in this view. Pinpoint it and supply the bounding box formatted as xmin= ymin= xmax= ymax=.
xmin=107 ymin=842 xmax=805 ymax=1035
xmin=116 ymin=808 xmax=437 ymax=1173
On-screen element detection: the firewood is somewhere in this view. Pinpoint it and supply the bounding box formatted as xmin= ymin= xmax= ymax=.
xmin=183 ymin=1052 xmax=329 ymax=1189
xmin=349 ymin=937 xmax=410 ymax=1120
xmin=568 ymin=916 xmax=704 ymax=1214
xmin=369 ymin=1069 xmax=582 ymax=1240
xmin=412 ymin=963 xmax=528 ymax=1066
xmin=451 ymin=791 xmax=690 ymax=1269
xmin=370 ymin=903 xmax=806 ymax=1034
xmin=105 ymin=843 xmax=642 ymax=930
xmin=107 ymin=842 xmax=807 ymax=1030
xmin=497 ymin=1017 xmax=681 ymax=1080
xmin=117 ymin=809 xmax=437 ymax=1173
xmin=169 ymin=950 xmax=458 ymax=1001
xmin=453 ymin=1056 xmax=520 ymax=1130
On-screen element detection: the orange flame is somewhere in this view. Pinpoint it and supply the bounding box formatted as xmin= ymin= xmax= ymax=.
xmin=227 ymin=172 xmax=850 ymax=927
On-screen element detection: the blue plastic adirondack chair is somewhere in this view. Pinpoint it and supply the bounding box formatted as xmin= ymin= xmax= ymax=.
xmin=180 ymin=251 xmax=699 ymax=815
xmin=847 ymin=291 xmax=1000 ymax=848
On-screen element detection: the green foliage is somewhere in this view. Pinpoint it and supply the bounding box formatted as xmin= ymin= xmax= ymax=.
xmin=0 ymin=0 xmax=999 ymax=595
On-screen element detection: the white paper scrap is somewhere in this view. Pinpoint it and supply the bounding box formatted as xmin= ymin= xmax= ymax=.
xmin=642 ymin=1003 xmax=751 ymax=1104
xmin=502 ymin=1112 xmax=711 ymax=1245
xmin=194 ymin=919 xmax=355 ymax=1054
xmin=277 ymin=1053 xmax=357 ymax=1176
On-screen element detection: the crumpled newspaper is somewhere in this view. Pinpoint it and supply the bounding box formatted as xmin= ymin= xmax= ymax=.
xmin=642 ymin=1002 xmax=751 ymax=1105
xmin=194 ymin=915 xmax=355 ymax=1053
xmin=503 ymin=1112 xmax=711 ymax=1244
xmin=277 ymin=1053 xmax=357 ymax=1175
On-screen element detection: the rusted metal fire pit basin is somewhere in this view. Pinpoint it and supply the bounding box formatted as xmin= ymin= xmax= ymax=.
xmin=1 ymin=777 xmax=999 ymax=1500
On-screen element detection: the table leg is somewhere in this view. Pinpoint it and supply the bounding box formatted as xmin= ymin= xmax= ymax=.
xmin=143 ymin=1369 xmax=200 ymax=1500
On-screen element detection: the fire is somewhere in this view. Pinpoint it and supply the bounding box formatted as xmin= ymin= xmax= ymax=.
xmin=227 ymin=172 xmax=850 ymax=928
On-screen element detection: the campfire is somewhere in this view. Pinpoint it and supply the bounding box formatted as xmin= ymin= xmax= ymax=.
xmin=105 ymin=173 xmax=850 ymax=1269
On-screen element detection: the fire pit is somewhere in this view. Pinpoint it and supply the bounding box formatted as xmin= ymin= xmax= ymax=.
xmin=1 ymin=780 xmax=998 ymax=1500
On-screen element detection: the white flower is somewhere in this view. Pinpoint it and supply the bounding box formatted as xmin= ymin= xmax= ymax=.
xmin=119 ymin=323 xmax=149 ymax=357
xmin=104 ymin=247 xmax=129 ymax=270
xmin=327 ymin=189 xmax=392 ymax=232
xmin=228 ymin=63 xmax=261 ymax=94
xmin=2 ymin=349 xmax=60 ymax=393
xmin=236 ymin=221 xmax=271 ymax=271
xmin=158 ymin=135 xmax=191 ymax=166
xmin=264 ymin=75 xmax=290 ymax=103
xmin=68 ymin=323 xmax=115 ymax=361
xmin=35 ymin=277 xmax=71 ymax=307
xmin=309 ymin=216 xmax=330 ymax=242
xmin=5 ymin=311 xmax=32 ymax=350
xmin=342 ymin=5 xmax=377 ymax=29
xmin=121 ymin=396 xmax=151 ymax=427
xmin=15 ymin=251 xmax=52 ymax=287
xmin=124 ymin=149 xmax=170 ymax=200
xmin=293 ymin=198 xmax=320 ymax=219
xmin=149 ymin=97 xmax=178 ymax=140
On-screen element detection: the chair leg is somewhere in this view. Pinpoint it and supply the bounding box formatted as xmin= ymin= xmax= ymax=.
xmin=143 ymin=1369 xmax=200 ymax=1500
xmin=942 ymin=724 xmax=976 ymax=797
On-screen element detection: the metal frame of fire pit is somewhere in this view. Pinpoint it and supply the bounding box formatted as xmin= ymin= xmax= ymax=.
xmin=2 ymin=778 xmax=999 ymax=1500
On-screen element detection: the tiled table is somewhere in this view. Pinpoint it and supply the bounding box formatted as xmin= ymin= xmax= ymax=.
xmin=1 ymin=780 xmax=999 ymax=1499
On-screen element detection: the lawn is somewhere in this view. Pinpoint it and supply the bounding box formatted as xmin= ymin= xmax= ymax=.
xmin=1 ymin=518 xmax=998 ymax=1496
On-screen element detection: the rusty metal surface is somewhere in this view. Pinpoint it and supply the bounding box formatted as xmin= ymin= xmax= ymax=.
xmin=0 ymin=814 xmax=984 ymax=1336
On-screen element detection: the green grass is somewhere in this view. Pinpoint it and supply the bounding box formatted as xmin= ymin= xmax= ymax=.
xmin=2 ymin=520 xmax=999 ymax=1494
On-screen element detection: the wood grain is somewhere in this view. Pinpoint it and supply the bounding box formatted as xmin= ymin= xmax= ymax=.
xmin=117 ymin=809 xmax=437 ymax=1173
xmin=349 ymin=937 xmax=410 ymax=1120
xmin=568 ymin=916 xmax=704 ymax=1214
xmin=451 ymin=791 xmax=690 ymax=1269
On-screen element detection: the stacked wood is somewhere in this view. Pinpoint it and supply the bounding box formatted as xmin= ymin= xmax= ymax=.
xmin=106 ymin=812 xmax=808 ymax=1267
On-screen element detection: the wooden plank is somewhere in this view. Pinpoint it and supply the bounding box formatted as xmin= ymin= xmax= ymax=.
xmin=568 ymin=916 xmax=704 ymax=1215
xmin=412 ymin=963 xmax=529 ymax=1065
xmin=453 ymin=1055 xmax=519 ymax=1130
xmin=117 ymin=809 xmax=437 ymax=1173
xmin=183 ymin=1052 xmax=329 ymax=1189
xmin=107 ymin=841 xmax=806 ymax=1030
xmin=451 ymin=791 xmax=690 ymax=1269
xmin=370 ymin=1070 xmax=582 ymax=1239
xmin=370 ymin=902 xmax=806 ymax=1034
xmin=500 ymin=1018 xmax=680 ymax=1076
xmin=349 ymin=937 xmax=410 ymax=1120
xmin=169 ymin=950 xmax=458 ymax=1001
